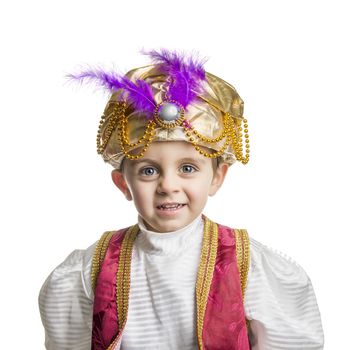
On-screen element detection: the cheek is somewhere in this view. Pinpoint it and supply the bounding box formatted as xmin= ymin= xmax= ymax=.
xmin=129 ymin=181 xmax=154 ymax=207
xmin=186 ymin=178 xmax=212 ymax=203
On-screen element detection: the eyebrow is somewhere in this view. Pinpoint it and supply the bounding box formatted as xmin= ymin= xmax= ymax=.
xmin=178 ymin=157 xmax=207 ymax=164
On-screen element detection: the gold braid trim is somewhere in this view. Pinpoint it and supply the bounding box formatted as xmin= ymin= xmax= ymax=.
xmin=91 ymin=227 xmax=139 ymax=350
xmin=234 ymin=229 xmax=250 ymax=302
xmin=105 ymin=225 xmax=139 ymax=350
xmin=235 ymin=228 xmax=251 ymax=332
xmin=195 ymin=217 xmax=218 ymax=350
xmin=91 ymin=231 xmax=115 ymax=293
xmin=116 ymin=225 xmax=139 ymax=327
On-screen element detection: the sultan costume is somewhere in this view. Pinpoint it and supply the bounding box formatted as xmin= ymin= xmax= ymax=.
xmin=39 ymin=50 xmax=324 ymax=349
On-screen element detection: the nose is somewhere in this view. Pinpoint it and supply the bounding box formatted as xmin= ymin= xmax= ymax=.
xmin=156 ymin=171 xmax=180 ymax=195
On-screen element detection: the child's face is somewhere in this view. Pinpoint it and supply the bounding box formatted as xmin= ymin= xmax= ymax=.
xmin=112 ymin=141 xmax=228 ymax=232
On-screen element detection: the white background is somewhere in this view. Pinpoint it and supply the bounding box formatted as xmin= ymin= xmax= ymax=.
xmin=1 ymin=0 xmax=349 ymax=348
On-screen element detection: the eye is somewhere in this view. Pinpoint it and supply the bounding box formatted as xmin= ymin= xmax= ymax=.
xmin=140 ymin=166 xmax=158 ymax=176
xmin=180 ymin=164 xmax=197 ymax=174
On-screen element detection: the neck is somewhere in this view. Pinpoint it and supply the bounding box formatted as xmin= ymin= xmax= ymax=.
xmin=136 ymin=214 xmax=204 ymax=256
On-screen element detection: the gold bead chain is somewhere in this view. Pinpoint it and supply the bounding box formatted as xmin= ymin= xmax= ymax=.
xmin=183 ymin=113 xmax=230 ymax=144
xmin=118 ymin=116 xmax=156 ymax=160
xmin=96 ymin=102 xmax=250 ymax=164
xmin=96 ymin=102 xmax=126 ymax=155
xmin=232 ymin=118 xmax=250 ymax=164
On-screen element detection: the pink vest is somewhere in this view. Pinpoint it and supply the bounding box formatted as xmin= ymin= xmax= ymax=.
xmin=91 ymin=218 xmax=250 ymax=350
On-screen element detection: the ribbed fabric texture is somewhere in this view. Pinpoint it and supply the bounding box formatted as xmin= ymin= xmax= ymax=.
xmin=245 ymin=239 xmax=324 ymax=349
xmin=118 ymin=214 xmax=203 ymax=349
xmin=39 ymin=243 xmax=95 ymax=350
xmin=38 ymin=217 xmax=324 ymax=350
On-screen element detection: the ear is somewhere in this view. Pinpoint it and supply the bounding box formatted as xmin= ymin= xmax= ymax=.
xmin=209 ymin=162 xmax=229 ymax=196
xmin=111 ymin=169 xmax=133 ymax=201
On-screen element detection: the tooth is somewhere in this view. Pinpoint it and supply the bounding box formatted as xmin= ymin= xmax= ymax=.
xmin=161 ymin=204 xmax=180 ymax=209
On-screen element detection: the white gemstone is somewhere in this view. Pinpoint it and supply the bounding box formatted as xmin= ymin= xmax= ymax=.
xmin=158 ymin=103 xmax=180 ymax=121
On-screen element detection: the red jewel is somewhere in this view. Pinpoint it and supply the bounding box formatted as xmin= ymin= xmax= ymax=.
xmin=183 ymin=120 xmax=192 ymax=129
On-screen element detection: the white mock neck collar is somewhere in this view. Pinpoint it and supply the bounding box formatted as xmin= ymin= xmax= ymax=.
xmin=136 ymin=215 xmax=204 ymax=256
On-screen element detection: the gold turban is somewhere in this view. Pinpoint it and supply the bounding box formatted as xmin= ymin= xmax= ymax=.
xmin=96 ymin=64 xmax=249 ymax=169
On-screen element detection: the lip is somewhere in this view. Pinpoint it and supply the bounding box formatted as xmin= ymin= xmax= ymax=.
xmin=156 ymin=202 xmax=187 ymax=217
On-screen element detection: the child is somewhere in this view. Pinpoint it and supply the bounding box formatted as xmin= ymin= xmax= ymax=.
xmin=39 ymin=50 xmax=324 ymax=350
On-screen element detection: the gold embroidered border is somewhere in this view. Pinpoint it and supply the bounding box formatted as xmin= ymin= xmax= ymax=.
xmin=235 ymin=229 xmax=250 ymax=303
xmin=195 ymin=217 xmax=218 ymax=350
xmin=116 ymin=225 xmax=139 ymax=327
xmin=235 ymin=229 xmax=243 ymax=289
xmin=91 ymin=231 xmax=115 ymax=293
xmin=106 ymin=224 xmax=139 ymax=350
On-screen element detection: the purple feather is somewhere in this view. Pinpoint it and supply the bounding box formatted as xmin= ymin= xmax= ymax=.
xmin=67 ymin=68 xmax=121 ymax=91
xmin=118 ymin=77 xmax=156 ymax=118
xmin=67 ymin=68 xmax=156 ymax=118
xmin=143 ymin=49 xmax=207 ymax=108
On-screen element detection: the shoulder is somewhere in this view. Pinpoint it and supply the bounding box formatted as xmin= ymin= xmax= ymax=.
xmin=219 ymin=224 xmax=308 ymax=283
xmin=38 ymin=242 xmax=99 ymax=349
xmin=249 ymin=237 xmax=309 ymax=284
xmin=215 ymin=223 xmax=309 ymax=284
xmin=247 ymin=236 xmax=315 ymax=306
xmin=245 ymin=237 xmax=324 ymax=349
xmin=39 ymin=241 xmax=97 ymax=304
xmin=39 ymin=227 xmax=130 ymax=302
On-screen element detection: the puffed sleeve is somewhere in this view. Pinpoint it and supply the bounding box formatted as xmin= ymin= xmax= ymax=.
xmin=244 ymin=238 xmax=324 ymax=350
xmin=38 ymin=242 xmax=96 ymax=350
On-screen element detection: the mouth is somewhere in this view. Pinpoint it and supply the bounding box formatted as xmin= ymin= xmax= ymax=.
xmin=156 ymin=203 xmax=186 ymax=211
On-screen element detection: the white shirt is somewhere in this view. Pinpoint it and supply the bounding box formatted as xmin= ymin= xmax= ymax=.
xmin=39 ymin=216 xmax=324 ymax=349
